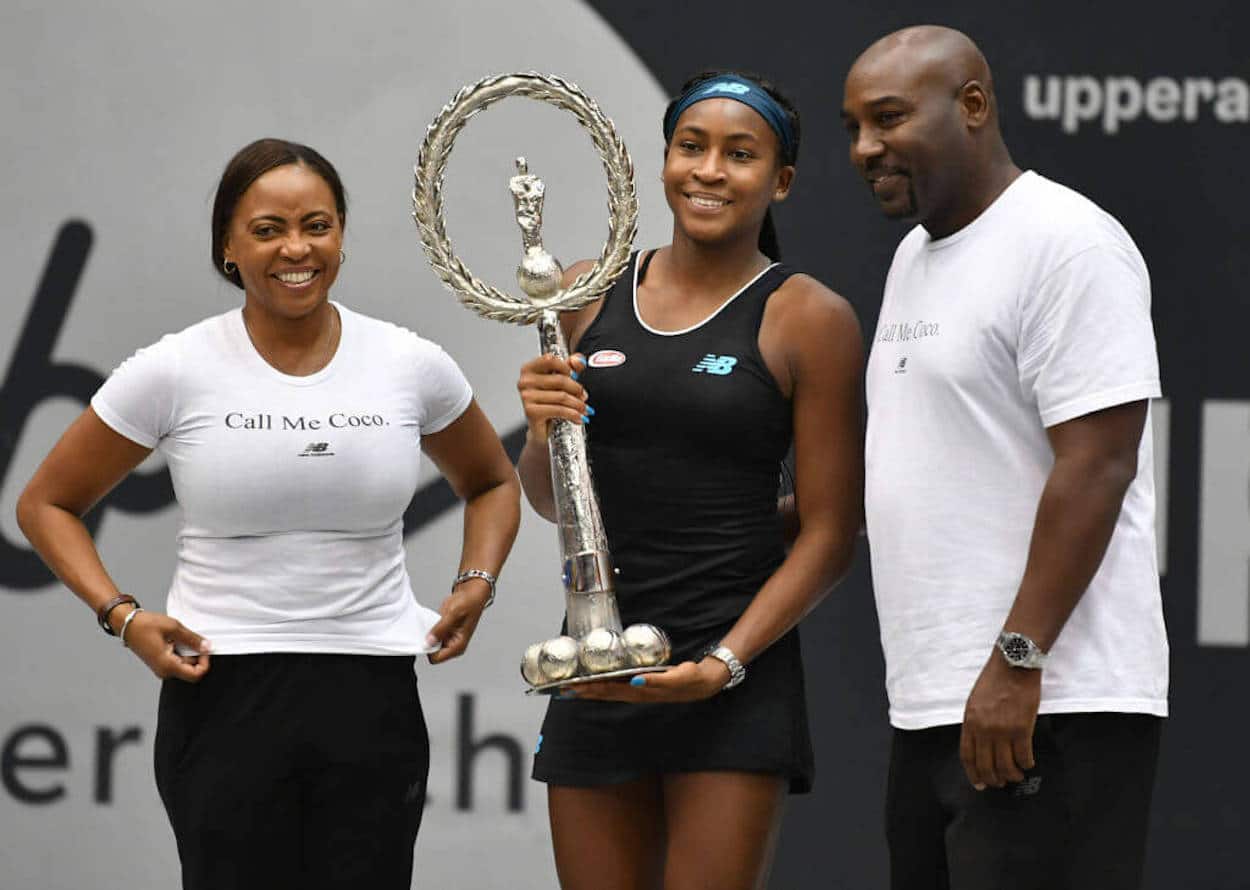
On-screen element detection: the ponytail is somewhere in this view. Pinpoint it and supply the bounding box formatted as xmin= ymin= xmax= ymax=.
xmin=759 ymin=209 xmax=781 ymax=261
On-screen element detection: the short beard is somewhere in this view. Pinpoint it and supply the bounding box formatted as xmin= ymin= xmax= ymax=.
xmin=882 ymin=181 xmax=919 ymax=221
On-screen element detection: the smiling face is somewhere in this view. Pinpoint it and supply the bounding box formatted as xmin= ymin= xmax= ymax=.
xmin=222 ymin=163 xmax=343 ymax=321
xmin=841 ymin=50 xmax=975 ymax=231
xmin=663 ymin=98 xmax=793 ymax=248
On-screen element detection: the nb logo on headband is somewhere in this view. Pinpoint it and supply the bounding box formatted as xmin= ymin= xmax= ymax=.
xmin=700 ymin=81 xmax=751 ymax=96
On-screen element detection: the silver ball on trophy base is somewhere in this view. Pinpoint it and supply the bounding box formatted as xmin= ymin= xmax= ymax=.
xmin=579 ymin=627 xmax=628 ymax=674
xmin=622 ymin=624 xmax=672 ymax=668
xmin=539 ymin=636 xmax=580 ymax=682
xmin=520 ymin=642 xmax=546 ymax=686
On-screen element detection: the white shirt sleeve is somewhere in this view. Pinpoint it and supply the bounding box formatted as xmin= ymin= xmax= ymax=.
xmin=1017 ymin=243 xmax=1161 ymax=428
xmin=89 ymin=336 xmax=180 ymax=448
xmin=415 ymin=341 xmax=473 ymax=434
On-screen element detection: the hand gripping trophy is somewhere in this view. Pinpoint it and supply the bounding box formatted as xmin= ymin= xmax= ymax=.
xmin=412 ymin=73 xmax=671 ymax=692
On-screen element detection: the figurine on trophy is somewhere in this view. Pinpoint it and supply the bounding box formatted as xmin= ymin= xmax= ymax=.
xmin=508 ymin=158 xmax=564 ymax=301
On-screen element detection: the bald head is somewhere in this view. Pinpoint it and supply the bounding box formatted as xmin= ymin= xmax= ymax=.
xmin=849 ymin=25 xmax=997 ymax=121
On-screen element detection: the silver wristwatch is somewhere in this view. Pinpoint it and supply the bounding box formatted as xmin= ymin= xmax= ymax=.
xmin=707 ymin=644 xmax=747 ymax=690
xmin=995 ymin=631 xmax=1048 ymax=670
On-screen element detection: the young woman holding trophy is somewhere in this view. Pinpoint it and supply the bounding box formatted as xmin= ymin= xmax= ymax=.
xmin=516 ymin=72 xmax=865 ymax=890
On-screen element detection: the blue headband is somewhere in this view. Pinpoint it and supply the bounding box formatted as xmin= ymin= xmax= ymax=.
xmin=663 ymin=74 xmax=796 ymax=163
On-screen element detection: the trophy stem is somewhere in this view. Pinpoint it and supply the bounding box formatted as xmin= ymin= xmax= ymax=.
xmin=536 ymin=309 xmax=623 ymax=638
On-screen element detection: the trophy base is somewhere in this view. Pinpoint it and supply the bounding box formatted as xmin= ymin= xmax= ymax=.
xmin=524 ymin=665 xmax=668 ymax=696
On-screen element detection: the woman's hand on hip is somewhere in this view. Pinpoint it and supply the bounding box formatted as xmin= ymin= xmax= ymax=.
xmin=426 ymin=580 xmax=491 ymax=665
xmin=122 ymin=609 xmax=212 ymax=682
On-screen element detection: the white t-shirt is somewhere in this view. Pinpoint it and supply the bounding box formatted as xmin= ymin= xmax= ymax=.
xmin=864 ymin=171 xmax=1168 ymax=730
xmin=91 ymin=302 xmax=473 ymax=655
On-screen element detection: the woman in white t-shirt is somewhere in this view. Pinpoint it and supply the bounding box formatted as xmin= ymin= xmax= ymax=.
xmin=16 ymin=138 xmax=521 ymax=890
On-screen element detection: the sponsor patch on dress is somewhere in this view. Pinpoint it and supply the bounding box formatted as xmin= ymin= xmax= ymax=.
xmin=587 ymin=349 xmax=626 ymax=368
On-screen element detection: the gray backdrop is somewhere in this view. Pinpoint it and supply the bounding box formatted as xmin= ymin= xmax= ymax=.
xmin=3 ymin=1 xmax=1247 ymax=888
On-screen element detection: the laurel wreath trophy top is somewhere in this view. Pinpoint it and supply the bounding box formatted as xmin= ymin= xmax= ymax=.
xmin=412 ymin=71 xmax=637 ymax=323
xmin=412 ymin=72 xmax=670 ymax=692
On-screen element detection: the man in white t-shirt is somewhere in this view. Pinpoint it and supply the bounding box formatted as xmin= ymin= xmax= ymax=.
xmin=841 ymin=26 xmax=1168 ymax=890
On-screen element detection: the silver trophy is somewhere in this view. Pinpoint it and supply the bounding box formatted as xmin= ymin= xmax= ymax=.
xmin=413 ymin=72 xmax=670 ymax=692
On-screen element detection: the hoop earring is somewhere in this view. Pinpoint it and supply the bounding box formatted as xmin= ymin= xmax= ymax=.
xmin=223 ymin=259 xmax=237 ymax=275
xmin=339 ymin=249 xmax=347 ymax=265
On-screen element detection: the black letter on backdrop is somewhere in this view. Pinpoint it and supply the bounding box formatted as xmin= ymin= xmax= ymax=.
xmin=94 ymin=725 xmax=142 ymax=803
xmin=456 ymin=692 xmax=523 ymax=812
xmin=2 ymin=724 xmax=69 ymax=804
xmin=0 ymin=221 xmax=174 ymax=590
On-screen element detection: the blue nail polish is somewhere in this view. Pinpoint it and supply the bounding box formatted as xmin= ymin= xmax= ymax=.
xmin=586 ymin=405 xmax=596 ymax=416
xmin=581 ymin=414 xmax=590 ymax=424
xmin=630 ymin=676 xmax=646 ymax=687
xmin=570 ymin=371 xmax=580 ymax=381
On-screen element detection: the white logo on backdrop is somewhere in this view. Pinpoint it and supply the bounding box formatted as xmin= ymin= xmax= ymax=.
xmin=1023 ymin=74 xmax=1250 ymax=134
xmin=0 ymin=3 xmax=671 ymax=888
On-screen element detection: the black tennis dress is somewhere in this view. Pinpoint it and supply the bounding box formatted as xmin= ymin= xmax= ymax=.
xmin=531 ymin=250 xmax=815 ymax=793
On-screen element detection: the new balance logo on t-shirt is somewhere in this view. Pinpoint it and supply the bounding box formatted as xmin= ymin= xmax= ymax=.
xmin=298 ymin=442 xmax=334 ymax=457
xmin=692 ymin=354 xmax=738 ymax=375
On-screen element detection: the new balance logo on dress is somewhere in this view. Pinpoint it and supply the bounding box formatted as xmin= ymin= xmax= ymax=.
xmin=298 ymin=442 xmax=334 ymax=457
xmin=691 ymin=354 xmax=738 ymax=375
xmin=1011 ymin=775 xmax=1043 ymax=798
xmin=403 ymin=778 xmax=425 ymax=805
